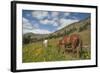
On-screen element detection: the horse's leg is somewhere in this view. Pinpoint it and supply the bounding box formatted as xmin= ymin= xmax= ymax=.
xmin=76 ymin=47 xmax=80 ymax=58
xmin=65 ymin=44 xmax=67 ymax=48
xmin=72 ymin=43 xmax=79 ymax=58
xmin=79 ymin=39 xmax=83 ymax=58
xmin=72 ymin=44 xmax=75 ymax=57
xmin=75 ymin=39 xmax=82 ymax=59
xmin=76 ymin=40 xmax=80 ymax=58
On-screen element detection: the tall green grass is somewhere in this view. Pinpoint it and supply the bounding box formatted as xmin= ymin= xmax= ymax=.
xmin=22 ymin=39 xmax=91 ymax=63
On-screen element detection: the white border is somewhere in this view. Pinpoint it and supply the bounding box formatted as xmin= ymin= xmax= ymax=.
xmin=16 ymin=3 xmax=96 ymax=70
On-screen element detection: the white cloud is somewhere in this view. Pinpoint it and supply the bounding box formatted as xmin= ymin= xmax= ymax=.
xmin=23 ymin=17 xmax=28 ymax=23
xmin=22 ymin=17 xmax=33 ymax=30
xmin=53 ymin=22 xmax=59 ymax=26
xmin=32 ymin=11 xmax=48 ymax=20
xmin=57 ymin=18 xmax=79 ymax=30
xmin=64 ymin=13 xmax=70 ymax=16
xmin=51 ymin=12 xmax=59 ymax=17
xmin=38 ymin=12 xmax=72 ymax=27
xmin=23 ymin=28 xmax=52 ymax=34
xmin=32 ymin=11 xmax=60 ymax=27
xmin=23 ymin=17 xmax=52 ymax=34
xmin=31 ymin=29 xmax=52 ymax=34
xmin=40 ymin=19 xmax=59 ymax=27
xmin=33 ymin=23 xmax=39 ymax=28
xmin=53 ymin=17 xmax=58 ymax=21
xmin=23 ymin=17 xmax=40 ymax=34
xmin=23 ymin=29 xmax=31 ymax=34
xmin=23 ymin=11 xmax=80 ymax=34
xmin=71 ymin=16 xmax=79 ymax=20
xmin=26 ymin=13 xmax=31 ymax=17
xmin=40 ymin=19 xmax=50 ymax=25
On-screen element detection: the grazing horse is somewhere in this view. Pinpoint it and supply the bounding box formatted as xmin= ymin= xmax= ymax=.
xmin=43 ymin=39 xmax=48 ymax=48
xmin=58 ymin=34 xmax=82 ymax=58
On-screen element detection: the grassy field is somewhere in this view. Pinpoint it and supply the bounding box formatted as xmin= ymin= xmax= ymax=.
xmin=22 ymin=30 xmax=91 ymax=63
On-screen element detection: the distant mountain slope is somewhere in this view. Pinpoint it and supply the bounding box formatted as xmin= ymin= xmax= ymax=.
xmin=52 ymin=17 xmax=90 ymax=36
xmin=23 ymin=32 xmax=49 ymax=39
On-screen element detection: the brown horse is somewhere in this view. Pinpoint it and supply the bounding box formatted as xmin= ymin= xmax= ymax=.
xmin=58 ymin=34 xmax=82 ymax=58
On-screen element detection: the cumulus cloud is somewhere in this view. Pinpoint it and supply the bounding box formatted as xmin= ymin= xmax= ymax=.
xmin=23 ymin=17 xmax=39 ymax=34
xmin=64 ymin=13 xmax=70 ymax=16
xmin=51 ymin=12 xmax=59 ymax=18
xmin=32 ymin=11 xmax=48 ymax=20
xmin=23 ymin=17 xmax=52 ymax=34
xmin=23 ymin=29 xmax=32 ymax=34
xmin=31 ymin=29 xmax=52 ymax=34
xmin=53 ymin=22 xmax=59 ymax=26
xmin=33 ymin=23 xmax=39 ymax=28
xmin=23 ymin=10 xmax=82 ymax=34
xmin=23 ymin=28 xmax=51 ymax=34
xmin=22 ymin=17 xmax=34 ymax=30
xmin=40 ymin=19 xmax=59 ymax=27
xmin=40 ymin=19 xmax=50 ymax=25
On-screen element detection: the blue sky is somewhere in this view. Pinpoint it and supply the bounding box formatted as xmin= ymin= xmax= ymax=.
xmin=22 ymin=10 xmax=90 ymax=34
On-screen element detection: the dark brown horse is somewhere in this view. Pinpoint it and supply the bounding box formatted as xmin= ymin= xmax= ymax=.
xmin=58 ymin=34 xmax=82 ymax=58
